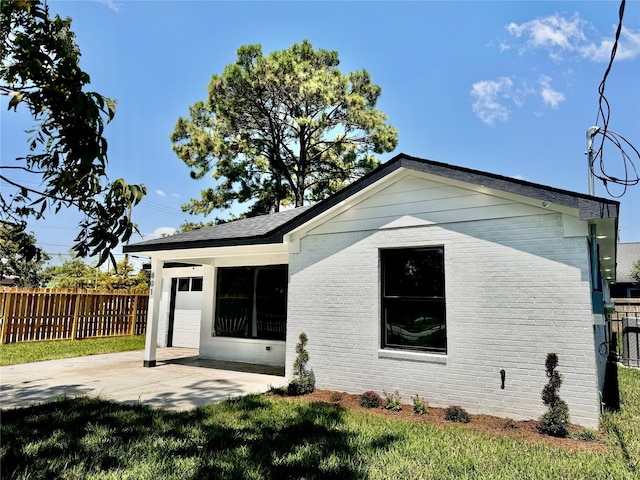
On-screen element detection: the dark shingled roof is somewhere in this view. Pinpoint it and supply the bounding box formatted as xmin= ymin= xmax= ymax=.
xmin=125 ymin=205 xmax=313 ymax=252
xmin=124 ymin=153 xmax=619 ymax=253
xmin=616 ymin=242 xmax=640 ymax=283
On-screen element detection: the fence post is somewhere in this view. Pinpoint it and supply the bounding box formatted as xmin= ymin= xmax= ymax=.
xmin=129 ymin=292 xmax=139 ymax=336
xmin=70 ymin=292 xmax=82 ymax=340
xmin=0 ymin=289 xmax=13 ymax=345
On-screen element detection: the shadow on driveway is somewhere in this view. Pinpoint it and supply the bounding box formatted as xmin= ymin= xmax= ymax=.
xmin=0 ymin=348 xmax=288 ymax=411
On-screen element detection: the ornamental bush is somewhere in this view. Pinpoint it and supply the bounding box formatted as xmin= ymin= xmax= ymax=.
xmin=287 ymin=333 xmax=315 ymax=396
xmin=360 ymin=391 xmax=382 ymax=408
xmin=412 ymin=394 xmax=429 ymax=415
xmin=329 ymin=392 xmax=343 ymax=403
xmin=445 ymin=405 xmax=470 ymax=423
xmin=537 ymin=353 xmax=570 ymax=437
xmin=383 ymin=390 xmax=402 ymax=412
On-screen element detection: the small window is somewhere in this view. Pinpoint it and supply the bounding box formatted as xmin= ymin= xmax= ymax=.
xmin=191 ymin=277 xmax=203 ymax=291
xmin=178 ymin=278 xmax=190 ymax=292
xmin=381 ymin=247 xmax=446 ymax=353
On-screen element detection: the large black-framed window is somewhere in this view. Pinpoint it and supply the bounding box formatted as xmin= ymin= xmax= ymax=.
xmin=214 ymin=265 xmax=287 ymax=341
xmin=381 ymin=247 xmax=446 ymax=353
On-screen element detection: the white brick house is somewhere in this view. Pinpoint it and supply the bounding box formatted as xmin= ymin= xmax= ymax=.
xmin=125 ymin=154 xmax=619 ymax=428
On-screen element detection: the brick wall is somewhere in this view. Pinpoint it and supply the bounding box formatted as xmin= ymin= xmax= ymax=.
xmin=287 ymin=212 xmax=600 ymax=428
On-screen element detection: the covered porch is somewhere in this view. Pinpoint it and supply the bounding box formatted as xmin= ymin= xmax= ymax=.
xmin=140 ymin=242 xmax=291 ymax=369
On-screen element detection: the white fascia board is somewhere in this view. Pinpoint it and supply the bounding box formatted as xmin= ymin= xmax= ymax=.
xmin=134 ymin=242 xmax=289 ymax=265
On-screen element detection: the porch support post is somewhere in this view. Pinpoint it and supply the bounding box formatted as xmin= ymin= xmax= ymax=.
xmin=144 ymin=258 xmax=163 ymax=367
xmin=200 ymin=264 xmax=216 ymax=348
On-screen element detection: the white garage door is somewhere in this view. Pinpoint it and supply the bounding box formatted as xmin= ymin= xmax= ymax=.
xmin=170 ymin=277 xmax=202 ymax=348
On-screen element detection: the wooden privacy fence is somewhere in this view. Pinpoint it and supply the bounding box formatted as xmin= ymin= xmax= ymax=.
xmin=0 ymin=288 xmax=149 ymax=344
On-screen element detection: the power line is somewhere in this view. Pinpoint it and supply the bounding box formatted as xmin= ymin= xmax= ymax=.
xmin=137 ymin=201 xmax=187 ymax=218
xmin=588 ymin=0 xmax=640 ymax=197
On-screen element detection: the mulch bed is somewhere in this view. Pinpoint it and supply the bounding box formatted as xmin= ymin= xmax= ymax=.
xmin=269 ymin=389 xmax=607 ymax=452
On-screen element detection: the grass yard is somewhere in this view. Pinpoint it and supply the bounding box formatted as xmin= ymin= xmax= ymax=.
xmin=0 ymin=335 xmax=146 ymax=366
xmin=1 ymin=367 xmax=639 ymax=479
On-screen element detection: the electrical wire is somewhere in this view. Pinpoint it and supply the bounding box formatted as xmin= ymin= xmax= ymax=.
xmin=590 ymin=0 xmax=640 ymax=197
xmin=591 ymin=129 xmax=640 ymax=197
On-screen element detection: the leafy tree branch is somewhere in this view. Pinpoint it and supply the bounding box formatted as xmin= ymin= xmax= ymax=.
xmin=1 ymin=0 xmax=146 ymax=266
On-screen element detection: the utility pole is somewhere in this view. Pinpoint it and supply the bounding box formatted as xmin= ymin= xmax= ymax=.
xmin=586 ymin=126 xmax=601 ymax=196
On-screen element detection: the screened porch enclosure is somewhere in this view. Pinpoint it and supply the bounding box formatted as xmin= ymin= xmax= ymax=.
xmin=214 ymin=265 xmax=287 ymax=341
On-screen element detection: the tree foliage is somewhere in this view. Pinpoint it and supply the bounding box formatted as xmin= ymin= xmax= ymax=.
xmin=45 ymin=255 xmax=148 ymax=290
xmin=179 ymin=220 xmax=217 ymax=233
xmin=172 ymin=40 xmax=397 ymax=218
xmin=631 ymin=258 xmax=640 ymax=285
xmin=0 ymin=0 xmax=146 ymax=266
xmin=0 ymin=223 xmax=50 ymax=287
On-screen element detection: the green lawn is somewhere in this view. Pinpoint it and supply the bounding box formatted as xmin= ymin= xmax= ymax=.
xmin=0 ymin=336 xmax=146 ymax=366
xmin=1 ymin=367 xmax=639 ymax=479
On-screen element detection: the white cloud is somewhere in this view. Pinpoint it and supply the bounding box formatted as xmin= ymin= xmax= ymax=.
xmin=511 ymin=174 xmax=529 ymax=181
xmin=471 ymin=75 xmax=567 ymax=124
xmin=98 ymin=0 xmax=121 ymax=13
xmin=470 ymin=77 xmax=527 ymax=125
xmin=470 ymin=78 xmax=513 ymax=125
xmin=155 ymin=189 xmax=166 ymax=197
xmin=507 ymin=13 xmax=586 ymax=60
xmin=171 ymin=193 xmax=181 ymax=198
xmin=538 ymin=75 xmax=565 ymax=108
xmin=580 ymin=26 xmax=640 ymax=62
xmin=147 ymin=226 xmax=177 ymax=239
xmin=505 ymin=13 xmax=640 ymax=63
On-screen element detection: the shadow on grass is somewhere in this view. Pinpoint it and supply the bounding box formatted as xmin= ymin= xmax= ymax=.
xmin=1 ymin=394 xmax=399 ymax=479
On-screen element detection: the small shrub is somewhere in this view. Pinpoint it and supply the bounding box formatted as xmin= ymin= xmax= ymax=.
xmin=383 ymin=390 xmax=402 ymax=412
xmin=572 ymin=427 xmax=598 ymax=442
xmin=329 ymin=392 xmax=343 ymax=403
xmin=412 ymin=394 xmax=428 ymax=415
xmin=360 ymin=391 xmax=381 ymax=408
xmin=287 ymin=333 xmax=315 ymax=396
xmin=287 ymin=372 xmax=316 ymax=396
xmin=502 ymin=418 xmax=518 ymax=430
xmin=537 ymin=353 xmax=570 ymax=437
xmin=445 ymin=405 xmax=470 ymax=423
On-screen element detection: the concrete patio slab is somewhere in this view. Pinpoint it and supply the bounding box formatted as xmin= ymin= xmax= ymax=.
xmin=0 ymin=348 xmax=288 ymax=411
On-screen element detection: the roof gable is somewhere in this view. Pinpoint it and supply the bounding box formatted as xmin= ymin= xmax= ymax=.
xmin=301 ymin=172 xmax=555 ymax=237
xmin=124 ymin=153 xmax=619 ymax=253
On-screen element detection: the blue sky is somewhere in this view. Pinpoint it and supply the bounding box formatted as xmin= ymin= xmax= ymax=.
xmin=2 ymin=0 xmax=639 ymax=265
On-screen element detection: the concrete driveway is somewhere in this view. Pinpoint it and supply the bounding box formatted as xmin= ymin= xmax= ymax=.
xmin=0 ymin=348 xmax=288 ymax=411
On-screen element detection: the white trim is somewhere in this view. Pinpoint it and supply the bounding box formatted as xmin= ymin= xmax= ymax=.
xmin=131 ymin=242 xmax=289 ymax=262
xmin=377 ymin=349 xmax=447 ymax=364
